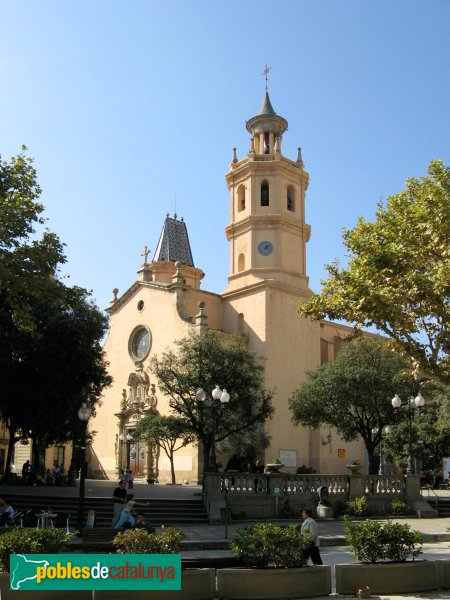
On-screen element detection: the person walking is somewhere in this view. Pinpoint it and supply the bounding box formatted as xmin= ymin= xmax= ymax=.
xmin=300 ymin=508 xmax=323 ymax=565
xmin=127 ymin=470 xmax=134 ymax=489
xmin=21 ymin=460 xmax=30 ymax=484
xmin=111 ymin=480 xmax=127 ymax=526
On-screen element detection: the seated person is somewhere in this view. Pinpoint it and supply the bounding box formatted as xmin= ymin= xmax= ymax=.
xmin=114 ymin=494 xmax=150 ymax=529
xmin=0 ymin=497 xmax=15 ymax=526
xmin=133 ymin=513 xmax=156 ymax=534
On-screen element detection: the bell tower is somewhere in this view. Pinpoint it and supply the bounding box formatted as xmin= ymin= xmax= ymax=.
xmin=224 ymin=91 xmax=312 ymax=296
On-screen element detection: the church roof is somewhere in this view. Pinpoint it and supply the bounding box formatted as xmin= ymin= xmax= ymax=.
xmin=258 ymin=91 xmax=276 ymax=116
xmin=152 ymin=214 xmax=195 ymax=267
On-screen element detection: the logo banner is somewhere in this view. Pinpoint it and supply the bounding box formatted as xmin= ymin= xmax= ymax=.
xmin=9 ymin=554 xmax=181 ymax=591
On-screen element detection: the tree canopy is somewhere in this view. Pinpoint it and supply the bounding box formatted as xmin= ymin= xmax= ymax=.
xmin=0 ymin=148 xmax=65 ymax=331
xmin=0 ymin=148 xmax=111 ymax=472
xmin=298 ymin=160 xmax=450 ymax=387
xmin=150 ymin=330 xmax=274 ymax=473
xmin=0 ymin=285 xmax=112 ymax=471
xmin=289 ymin=337 xmax=418 ymax=473
xmin=383 ymin=386 xmax=450 ymax=474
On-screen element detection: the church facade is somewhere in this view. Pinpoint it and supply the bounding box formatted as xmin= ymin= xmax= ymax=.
xmin=89 ymin=92 xmax=364 ymax=482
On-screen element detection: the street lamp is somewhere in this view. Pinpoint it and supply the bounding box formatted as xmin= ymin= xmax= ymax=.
xmin=372 ymin=425 xmax=391 ymax=475
xmin=77 ymin=401 xmax=91 ymax=532
xmin=119 ymin=432 xmax=133 ymax=476
xmin=196 ymin=385 xmax=230 ymax=472
xmin=126 ymin=433 xmax=133 ymax=474
xmin=391 ymin=393 xmax=425 ymax=475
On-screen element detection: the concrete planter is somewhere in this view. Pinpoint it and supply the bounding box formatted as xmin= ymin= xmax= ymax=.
xmin=1 ymin=569 xmax=215 ymax=600
xmin=216 ymin=566 xmax=332 ymax=599
xmin=438 ymin=560 xmax=450 ymax=589
xmin=95 ymin=568 xmax=215 ymax=599
xmin=335 ymin=561 xmax=438 ymax=595
xmin=0 ymin=574 xmax=92 ymax=599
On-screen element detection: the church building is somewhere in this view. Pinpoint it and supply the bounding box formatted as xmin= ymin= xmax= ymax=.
xmin=89 ymin=91 xmax=364 ymax=482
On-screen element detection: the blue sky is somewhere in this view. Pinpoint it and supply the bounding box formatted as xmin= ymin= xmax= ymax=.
xmin=1 ymin=1 xmax=449 ymax=312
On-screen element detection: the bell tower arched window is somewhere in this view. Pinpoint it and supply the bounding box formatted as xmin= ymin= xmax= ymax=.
xmin=238 ymin=253 xmax=245 ymax=272
xmin=261 ymin=181 xmax=269 ymax=207
xmin=287 ymin=185 xmax=295 ymax=212
xmin=237 ymin=185 xmax=245 ymax=212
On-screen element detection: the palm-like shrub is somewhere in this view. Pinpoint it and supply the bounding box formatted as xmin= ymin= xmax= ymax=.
xmin=344 ymin=516 xmax=422 ymax=563
xmin=231 ymin=523 xmax=309 ymax=568
xmin=113 ymin=527 xmax=184 ymax=554
xmin=0 ymin=528 xmax=74 ymax=573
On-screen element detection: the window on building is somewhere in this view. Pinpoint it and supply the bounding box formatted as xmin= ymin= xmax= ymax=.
xmin=237 ymin=185 xmax=245 ymax=212
xmin=237 ymin=313 xmax=245 ymax=334
xmin=261 ymin=181 xmax=269 ymax=206
xmin=238 ymin=253 xmax=245 ymax=272
xmin=287 ymin=186 xmax=295 ymax=212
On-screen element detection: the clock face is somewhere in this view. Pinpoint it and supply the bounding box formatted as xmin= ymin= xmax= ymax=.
xmin=130 ymin=327 xmax=151 ymax=359
xmin=258 ymin=241 xmax=274 ymax=256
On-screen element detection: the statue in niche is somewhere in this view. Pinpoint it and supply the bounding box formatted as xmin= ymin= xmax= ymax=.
xmin=126 ymin=362 xmax=150 ymax=408
xmin=146 ymin=384 xmax=158 ymax=412
xmin=120 ymin=389 xmax=128 ymax=411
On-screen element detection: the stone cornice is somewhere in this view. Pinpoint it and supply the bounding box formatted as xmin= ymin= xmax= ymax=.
xmin=226 ymin=155 xmax=309 ymax=187
xmin=225 ymin=215 xmax=311 ymax=240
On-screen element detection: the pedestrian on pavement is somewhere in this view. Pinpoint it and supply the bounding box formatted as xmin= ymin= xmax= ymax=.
xmin=21 ymin=460 xmax=30 ymax=484
xmin=111 ymin=480 xmax=127 ymax=526
xmin=300 ymin=508 xmax=323 ymax=565
xmin=128 ymin=470 xmax=134 ymax=489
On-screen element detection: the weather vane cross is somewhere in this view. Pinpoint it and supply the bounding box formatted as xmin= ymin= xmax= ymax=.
xmin=262 ymin=64 xmax=272 ymax=91
xmin=141 ymin=245 xmax=150 ymax=266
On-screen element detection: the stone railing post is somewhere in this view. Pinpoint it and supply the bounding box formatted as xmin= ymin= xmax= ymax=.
xmin=405 ymin=474 xmax=421 ymax=499
xmin=203 ymin=473 xmax=225 ymax=522
xmin=348 ymin=475 xmax=364 ymax=499
xmin=267 ymin=473 xmax=286 ymax=518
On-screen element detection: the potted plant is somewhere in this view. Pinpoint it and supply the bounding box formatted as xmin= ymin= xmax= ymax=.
xmin=265 ymin=457 xmax=285 ymax=472
xmin=346 ymin=460 xmax=362 ymax=474
xmin=216 ymin=523 xmax=332 ymax=599
xmin=111 ymin=528 xmax=214 ymax=600
xmin=0 ymin=528 xmax=82 ymax=600
xmin=335 ymin=517 xmax=439 ymax=594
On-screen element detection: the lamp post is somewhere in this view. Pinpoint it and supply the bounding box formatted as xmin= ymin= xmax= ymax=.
xmin=125 ymin=433 xmax=133 ymax=474
xmin=77 ymin=402 xmax=91 ymax=532
xmin=391 ymin=392 xmax=425 ymax=475
xmin=196 ymin=385 xmax=230 ymax=472
xmin=372 ymin=425 xmax=391 ymax=475
xmin=119 ymin=432 xmax=133 ymax=476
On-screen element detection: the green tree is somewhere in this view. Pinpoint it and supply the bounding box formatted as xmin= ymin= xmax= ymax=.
xmin=383 ymin=386 xmax=450 ymax=474
xmin=134 ymin=415 xmax=195 ymax=484
xmin=289 ymin=338 xmax=418 ymax=473
xmin=298 ymin=160 xmax=450 ymax=387
xmin=0 ymin=276 xmax=112 ymax=474
xmin=150 ymin=330 xmax=274 ymax=474
xmin=0 ymin=148 xmax=65 ymax=331
xmin=216 ymin=422 xmax=270 ymax=468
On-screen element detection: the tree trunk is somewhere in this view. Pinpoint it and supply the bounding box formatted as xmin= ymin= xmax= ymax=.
xmin=368 ymin=450 xmax=377 ymax=474
xmin=169 ymin=453 xmax=176 ymax=484
xmin=202 ymin=440 xmax=211 ymax=475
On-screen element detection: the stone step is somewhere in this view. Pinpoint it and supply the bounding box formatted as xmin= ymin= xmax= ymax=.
xmin=3 ymin=493 xmax=209 ymax=528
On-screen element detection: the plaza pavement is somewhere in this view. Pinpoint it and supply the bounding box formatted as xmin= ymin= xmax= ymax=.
xmin=1 ymin=479 xmax=449 ymax=599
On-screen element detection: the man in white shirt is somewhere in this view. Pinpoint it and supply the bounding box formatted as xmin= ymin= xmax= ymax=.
xmin=300 ymin=508 xmax=323 ymax=565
